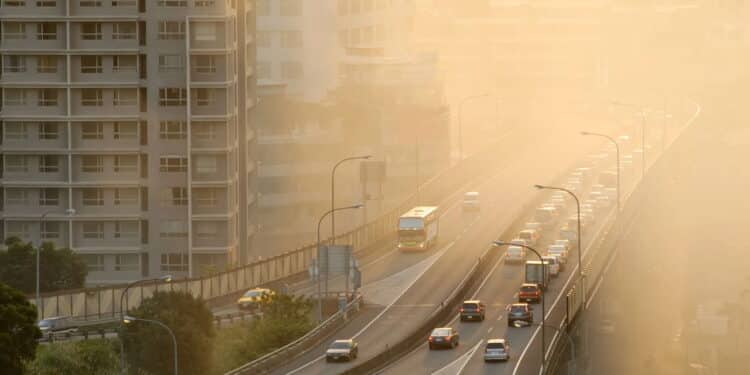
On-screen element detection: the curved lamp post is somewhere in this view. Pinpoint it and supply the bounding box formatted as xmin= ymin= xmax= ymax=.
xmin=581 ymin=131 xmax=621 ymax=214
xmin=123 ymin=315 xmax=178 ymax=375
xmin=119 ymin=275 xmax=173 ymax=374
xmin=493 ymin=240 xmax=546 ymax=373
xmin=316 ymin=204 xmax=363 ymax=322
xmin=331 ymin=155 xmax=371 ymax=296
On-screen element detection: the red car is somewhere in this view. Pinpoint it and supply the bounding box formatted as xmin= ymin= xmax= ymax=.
xmin=518 ymin=283 xmax=542 ymax=303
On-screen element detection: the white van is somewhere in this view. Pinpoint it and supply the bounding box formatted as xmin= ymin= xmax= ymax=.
xmin=463 ymin=192 xmax=480 ymax=211
xmin=505 ymin=246 xmax=526 ymax=264
xmin=542 ymin=256 xmax=560 ymax=277
xmin=518 ymin=229 xmax=540 ymax=246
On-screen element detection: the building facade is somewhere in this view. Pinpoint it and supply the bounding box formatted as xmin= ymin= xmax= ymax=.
xmin=0 ymin=0 xmax=257 ymax=284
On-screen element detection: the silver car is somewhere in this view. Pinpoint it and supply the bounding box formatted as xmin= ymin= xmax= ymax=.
xmin=484 ymin=338 xmax=510 ymax=361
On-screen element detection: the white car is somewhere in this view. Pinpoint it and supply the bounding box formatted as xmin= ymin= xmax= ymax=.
xmin=484 ymin=339 xmax=511 ymax=362
xmin=542 ymin=256 xmax=560 ymax=277
xmin=554 ymin=239 xmax=571 ymax=251
xmin=518 ymin=229 xmax=540 ymax=246
xmin=595 ymin=195 xmax=612 ymax=209
xmin=326 ymin=339 xmax=358 ymax=362
xmin=505 ymin=246 xmax=527 ymax=264
xmin=547 ymin=244 xmax=569 ymax=264
xmin=524 ymin=222 xmax=542 ymax=232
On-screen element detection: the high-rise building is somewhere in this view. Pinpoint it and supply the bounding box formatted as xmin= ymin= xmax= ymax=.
xmin=0 ymin=0 xmax=257 ymax=284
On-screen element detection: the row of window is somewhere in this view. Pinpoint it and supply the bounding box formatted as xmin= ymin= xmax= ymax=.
xmin=256 ymin=30 xmax=302 ymax=48
xmin=2 ymin=121 xmax=223 ymax=142
xmin=4 ymin=187 xmax=220 ymax=207
xmin=2 ymin=55 xmax=221 ymax=75
xmin=2 ymin=0 xmax=139 ymax=7
xmin=83 ymin=253 xmax=192 ymax=273
xmin=255 ymin=0 xmax=300 ymax=17
xmin=1 ymin=21 xmax=220 ymax=42
xmin=255 ymin=60 xmax=303 ymax=80
xmin=1 ymin=88 xmax=220 ymax=107
xmin=336 ymin=0 xmax=388 ymax=16
xmin=3 ymin=155 xmax=221 ymax=174
xmin=6 ymin=220 xmax=225 ymax=240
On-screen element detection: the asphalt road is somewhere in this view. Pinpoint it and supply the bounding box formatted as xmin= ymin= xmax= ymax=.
xmin=272 ymin=118 xmax=616 ymax=375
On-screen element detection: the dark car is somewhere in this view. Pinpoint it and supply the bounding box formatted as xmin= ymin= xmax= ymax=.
xmin=460 ymin=300 xmax=486 ymax=322
xmin=428 ymin=327 xmax=459 ymax=349
xmin=507 ymin=303 xmax=533 ymax=327
xmin=325 ymin=339 xmax=358 ymax=362
xmin=518 ymin=283 xmax=542 ymax=303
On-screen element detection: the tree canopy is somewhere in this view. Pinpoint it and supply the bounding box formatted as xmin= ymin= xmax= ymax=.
xmin=0 ymin=237 xmax=87 ymax=294
xmin=0 ymin=282 xmax=41 ymax=375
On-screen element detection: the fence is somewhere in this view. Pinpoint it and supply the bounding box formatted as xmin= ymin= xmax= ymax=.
xmin=31 ymin=137 xmax=507 ymax=320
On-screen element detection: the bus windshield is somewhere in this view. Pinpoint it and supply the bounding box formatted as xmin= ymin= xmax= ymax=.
xmin=399 ymin=218 xmax=424 ymax=230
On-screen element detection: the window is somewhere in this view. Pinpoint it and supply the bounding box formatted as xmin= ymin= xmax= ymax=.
xmin=256 ymin=31 xmax=271 ymax=47
xmin=37 ymin=55 xmax=58 ymax=73
xmin=280 ymin=0 xmax=301 ymax=16
xmin=81 ymin=55 xmax=103 ymax=73
xmin=3 ymin=55 xmax=26 ymax=73
xmin=112 ymin=0 xmax=136 ymax=5
xmin=159 ymin=121 xmax=187 ymax=139
xmin=81 ymin=155 xmax=104 ymax=173
xmin=4 ymin=89 xmax=26 ymax=105
xmin=114 ymin=221 xmax=138 ymax=239
xmin=81 ymin=122 xmax=104 ymax=139
xmin=256 ymin=61 xmax=271 ymax=79
xmin=82 ymin=188 xmax=104 ymax=206
xmin=194 ymin=155 xmax=217 ymax=174
xmin=160 ymin=156 xmax=187 ymax=172
xmin=6 ymin=189 xmax=28 ymax=205
xmin=158 ymin=55 xmax=185 ymax=72
xmin=160 ymin=253 xmax=188 ymax=272
xmin=113 ymin=89 xmax=137 ymax=106
xmin=281 ymin=61 xmax=303 ymax=79
xmin=256 ymin=0 xmax=269 ymax=16
xmin=195 ymin=0 xmax=214 ymax=6
xmin=338 ymin=0 xmax=347 ymax=15
xmin=39 ymin=188 xmax=59 ymax=206
xmin=194 ymin=23 xmax=216 ymax=42
xmin=39 ymin=122 xmax=59 ymax=139
xmin=160 ymin=220 xmax=187 ymax=238
xmin=158 ymin=0 xmax=186 ymax=6
xmin=81 ymin=88 xmax=103 ymax=106
xmin=114 ymin=155 xmax=137 ymax=173
xmin=158 ymin=21 xmax=185 ymax=40
xmin=113 ymin=56 xmax=137 ymax=72
xmin=112 ymin=23 xmax=135 ymax=39
xmin=81 ymin=23 xmax=102 ymax=40
xmin=82 ymin=222 xmax=104 ymax=239
xmin=83 ymin=255 xmax=105 ymax=272
xmin=195 ymin=221 xmax=218 ymax=239
xmin=194 ymin=55 xmax=216 ymax=73
xmin=162 ymin=187 xmax=187 ymax=206
xmin=6 ymin=155 xmax=28 ymax=172
xmin=4 ymin=23 xmax=25 ymax=39
xmin=41 ymin=221 xmax=60 ymax=239
xmin=159 ymin=88 xmax=187 ymax=106
xmin=39 ymin=155 xmax=59 ymax=173
xmin=115 ymin=254 xmax=139 ymax=271
xmin=194 ymin=189 xmax=217 ymax=207
xmin=37 ymin=88 xmax=58 ymax=106
xmin=114 ymin=188 xmax=138 ymax=205
xmin=79 ymin=0 xmax=101 ymax=6
xmin=281 ymin=30 xmax=302 ymax=48
xmin=7 ymin=222 xmax=30 ymax=240
xmin=113 ymin=122 xmax=137 ymax=139
xmin=4 ymin=0 xmax=24 ymax=6
xmin=193 ymin=122 xmax=218 ymax=140
xmin=5 ymin=122 xmax=27 ymax=140
xmin=195 ymin=88 xmax=215 ymax=106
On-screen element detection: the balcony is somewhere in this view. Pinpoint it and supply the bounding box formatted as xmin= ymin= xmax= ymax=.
xmin=190 ymin=121 xmax=229 ymax=150
xmin=70 ymin=1 xmax=138 ymax=16
xmin=72 ymin=220 xmax=141 ymax=249
xmin=70 ymin=88 xmax=139 ymax=118
xmin=189 ymin=21 xmax=230 ymax=51
xmin=71 ymin=187 xmax=141 ymax=216
xmin=191 ymin=219 xmax=230 ymax=248
xmin=190 ymin=88 xmax=230 ymax=117
xmin=70 ymin=122 xmax=140 ymax=151
xmin=2 ymin=154 xmax=68 ymax=184
xmin=0 ymin=23 xmax=67 ymax=51
xmin=191 ymin=187 xmax=228 ymax=216
xmin=191 ymin=153 xmax=230 ymax=184
xmin=2 ymin=122 xmax=68 ymax=151
xmin=70 ymin=22 xmax=139 ymax=51
xmin=0 ymin=1 xmax=65 ymax=16
xmin=0 ymin=57 xmax=66 ymax=84
xmin=71 ymin=154 xmax=140 ymax=184
xmin=3 ymin=189 xmax=70 ymax=218
xmin=1 ymin=89 xmax=67 ymax=118
xmin=190 ymin=54 xmax=233 ymax=83
xmin=71 ymin=55 xmax=139 ymax=84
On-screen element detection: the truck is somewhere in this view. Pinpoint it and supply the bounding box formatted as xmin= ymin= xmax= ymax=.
xmin=525 ymin=260 xmax=550 ymax=290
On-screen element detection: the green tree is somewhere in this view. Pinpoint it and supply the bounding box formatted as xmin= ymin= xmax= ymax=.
xmin=26 ymin=339 xmax=118 ymax=375
xmin=0 ymin=282 xmax=41 ymax=375
xmin=123 ymin=291 xmax=214 ymax=375
xmin=0 ymin=237 xmax=87 ymax=294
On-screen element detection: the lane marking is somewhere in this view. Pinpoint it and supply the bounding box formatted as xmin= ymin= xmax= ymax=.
xmin=488 ymin=327 xmax=494 ymax=333
xmin=431 ymin=340 xmax=484 ymax=375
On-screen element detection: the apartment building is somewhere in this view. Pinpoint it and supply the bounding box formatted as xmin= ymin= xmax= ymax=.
xmin=0 ymin=0 xmax=257 ymax=284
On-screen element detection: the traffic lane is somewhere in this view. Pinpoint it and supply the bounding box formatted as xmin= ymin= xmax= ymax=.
xmin=282 ymin=126 xmax=608 ymax=374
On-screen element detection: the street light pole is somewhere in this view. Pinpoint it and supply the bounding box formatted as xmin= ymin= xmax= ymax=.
xmin=123 ymin=315 xmax=178 ymax=375
xmin=458 ymin=93 xmax=491 ymax=161
xmin=581 ymin=131 xmax=621 ymax=214
xmin=119 ymin=275 xmax=173 ymax=374
xmin=37 ymin=208 xmax=75 ymax=318
xmin=534 ymin=185 xmax=584 ymax=304
xmin=331 ymin=155 xmax=370 ymax=299
xmin=316 ymin=204 xmax=363 ymax=322
xmin=493 ymin=241 xmax=546 ymax=373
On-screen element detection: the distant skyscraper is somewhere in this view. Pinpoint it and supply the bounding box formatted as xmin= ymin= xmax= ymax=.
xmin=0 ymin=0 xmax=257 ymax=284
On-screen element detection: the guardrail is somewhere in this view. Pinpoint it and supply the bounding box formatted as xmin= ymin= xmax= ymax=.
xmin=29 ymin=136 xmax=508 ymax=321
xmin=226 ymin=293 xmax=364 ymax=375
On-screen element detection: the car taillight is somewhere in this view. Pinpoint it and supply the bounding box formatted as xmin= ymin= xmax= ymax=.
xmin=460 ymin=308 xmax=464 ymax=312
xmin=428 ymin=337 xmax=433 ymax=342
